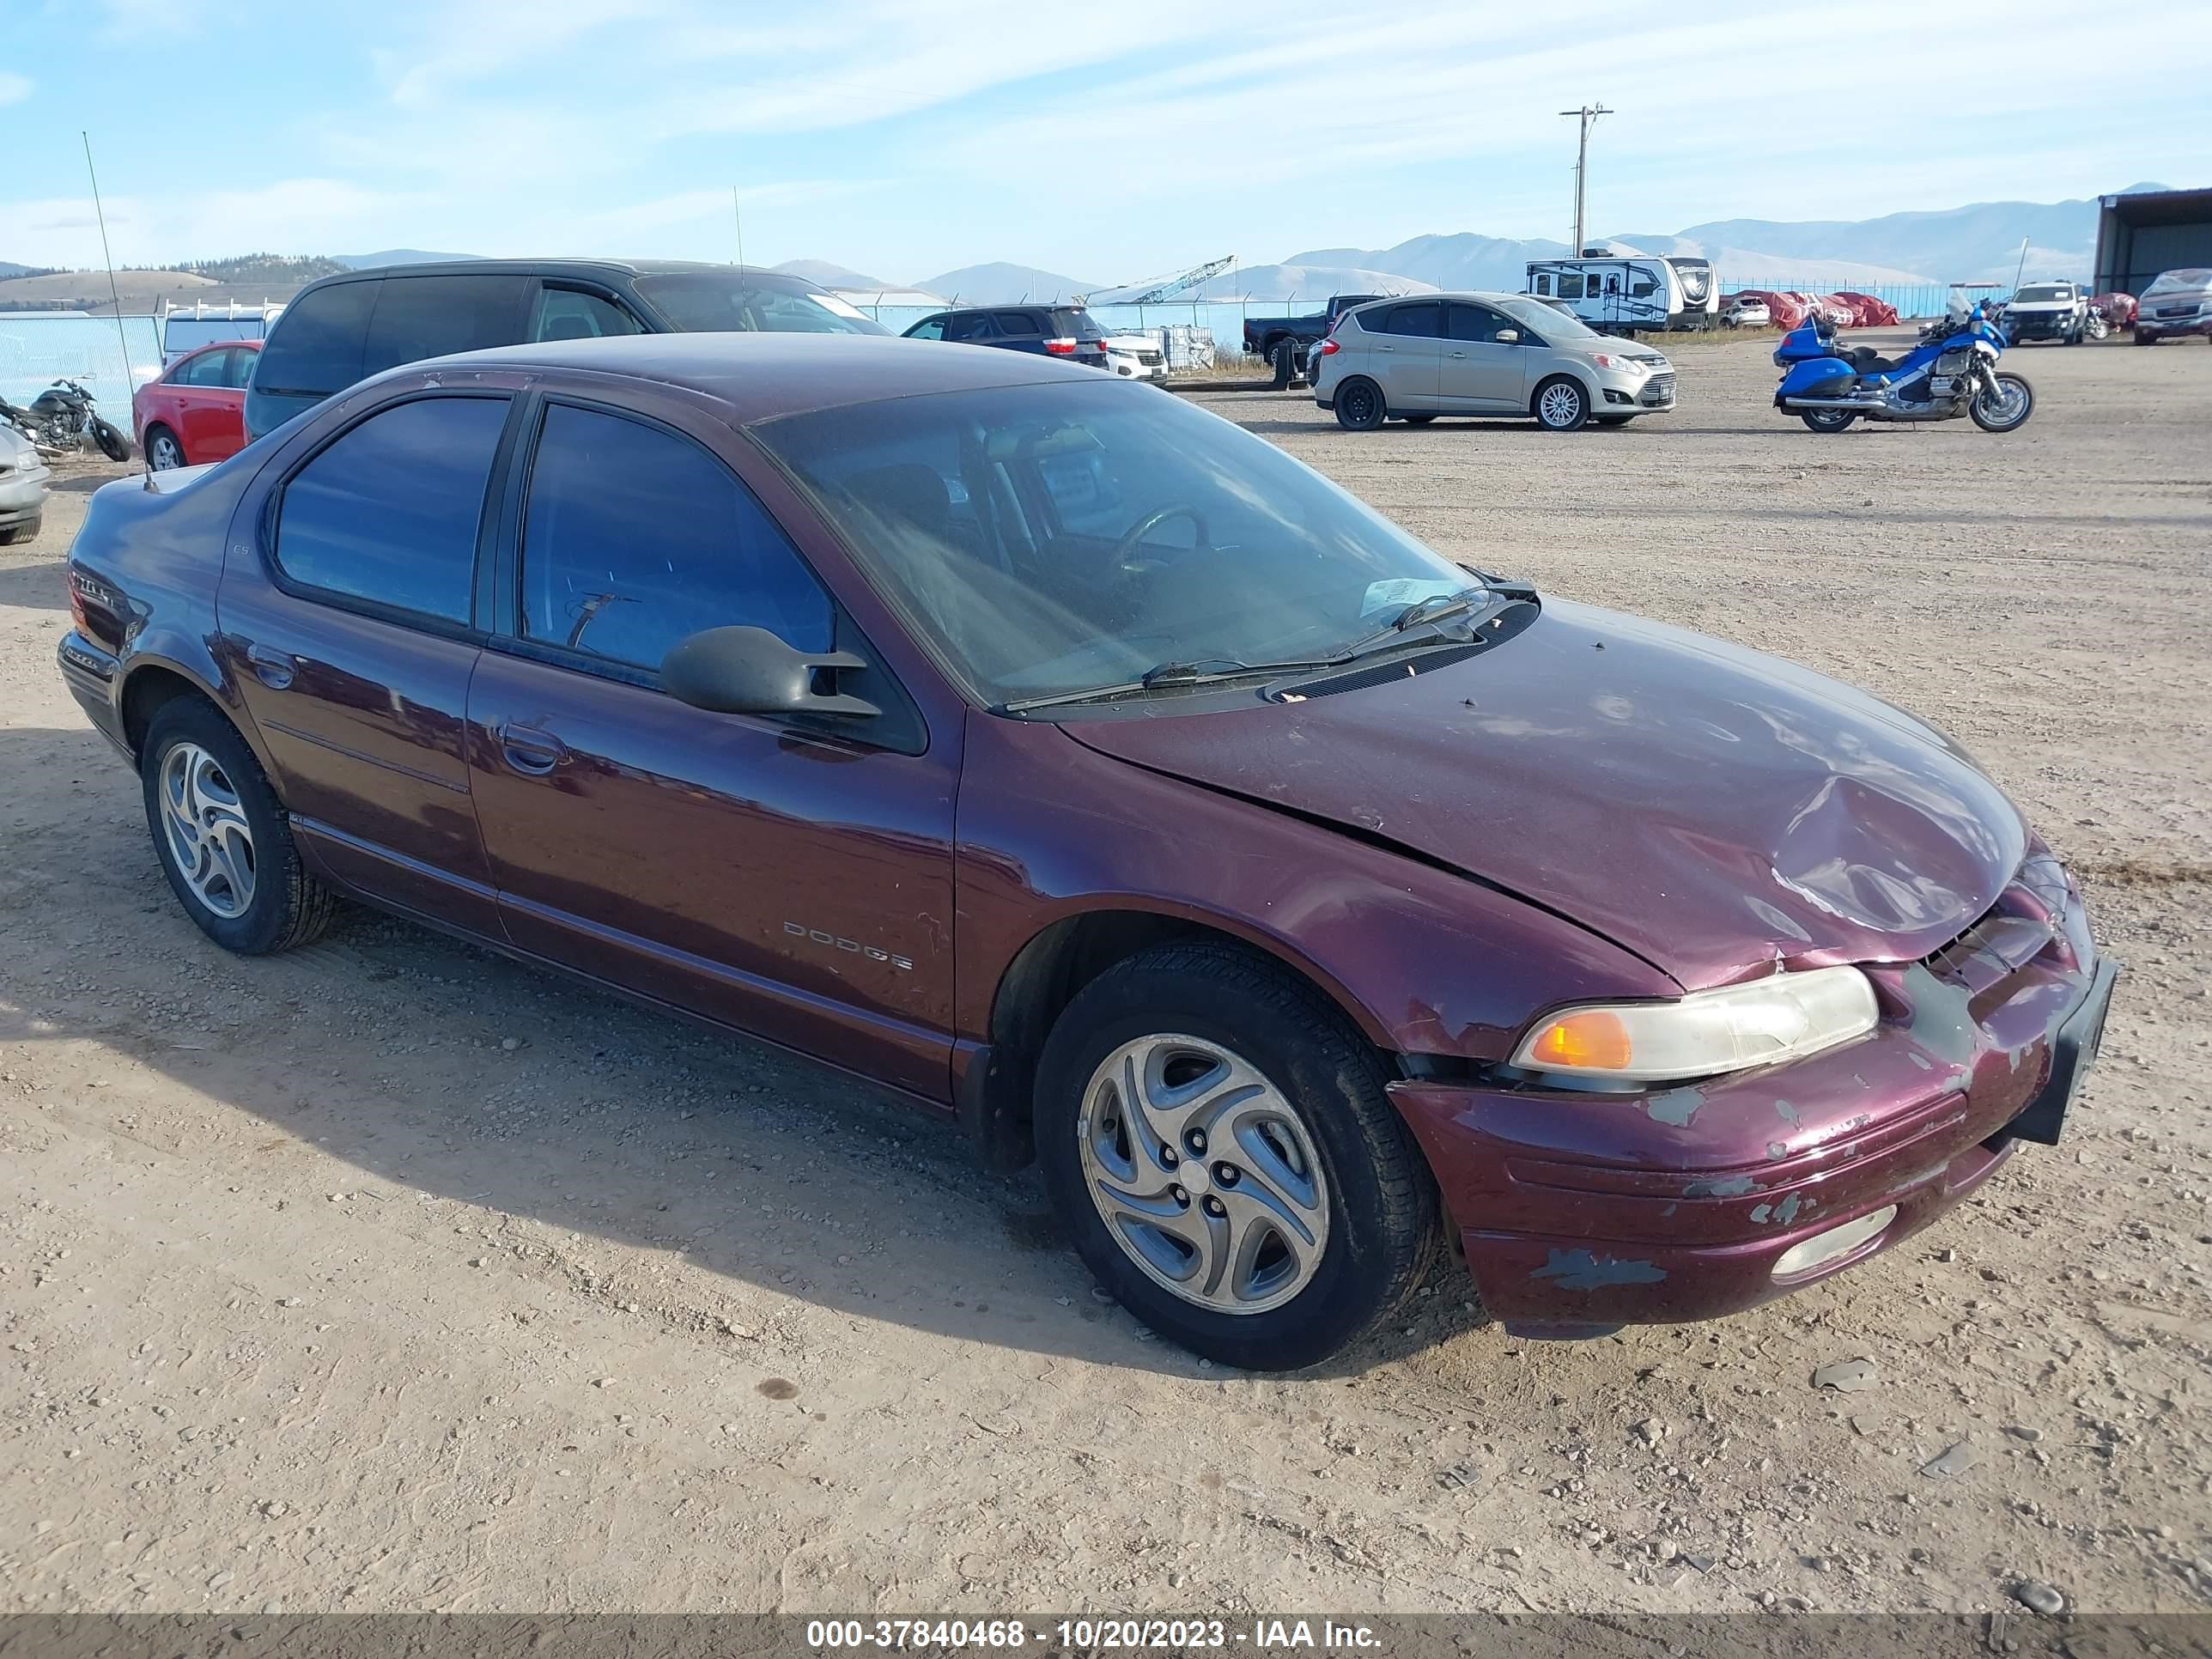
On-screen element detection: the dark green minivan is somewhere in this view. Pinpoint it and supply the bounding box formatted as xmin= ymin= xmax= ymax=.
xmin=244 ymin=259 xmax=886 ymax=441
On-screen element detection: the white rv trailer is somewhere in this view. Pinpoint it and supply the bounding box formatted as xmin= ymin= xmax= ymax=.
xmin=1524 ymin=253 xmax=1718 ymax=332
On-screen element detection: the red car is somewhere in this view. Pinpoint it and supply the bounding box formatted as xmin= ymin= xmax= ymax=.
xmin=133 ymin=339 xmax=260 ymax=470
xmin=56 ymin=334 xmax=2115 ymax=1370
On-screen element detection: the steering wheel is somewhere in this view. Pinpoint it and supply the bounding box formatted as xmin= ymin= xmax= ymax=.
xmin=1112 ymin=504 xmax=1210 ymax=573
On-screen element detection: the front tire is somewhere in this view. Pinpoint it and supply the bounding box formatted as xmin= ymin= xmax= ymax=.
xmin=145 ymin=424 xmax=186 ymax=471
xmin=1035 ymin=941 xmax=1437 ymax=1370
xmin=1403 ymin=414 xmax=1436 ymax=425
xmin=0 ymin=516 xmax=38 ymax=546
xmin=141 ymin=698 xmax=333 ymax=955
xmin=1532 ymin=375 xmax=1589 ymax=431
xmin=1969 ymin=371 xmax=2033 ymax=433
xmin=1593 ymin=414 xmax=1633 ymax=427
xmin=2135 ymin=329 xmax=2155 ymax=345
xmin=1269 ymin=339 xmax=1298 ymax=388
xmin=91 ymin=417 xmax=131 ymax=462
xmin=1333 ymin=376 xmax=1386 ymax=432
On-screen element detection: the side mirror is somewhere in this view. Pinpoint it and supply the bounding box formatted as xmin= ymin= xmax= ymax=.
xmin=1494 ymin=329 xmax=1521 ymax=344
xmin=659 ymin=626 xmax=879 ymax=720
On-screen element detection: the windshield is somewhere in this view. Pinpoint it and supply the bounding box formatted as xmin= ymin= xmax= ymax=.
xmin=2014 ymin=285 xmax=2069 ymax=303
xmin=1498 ymin=295 xmax=1599 ymax=340
xmin=2143 ymin=269 xmax=2212 ymax=295
xmin=757 ymin=381 xmax=1486 ymax=705
xmin=633 ymin=272 xmax=887 ymax=334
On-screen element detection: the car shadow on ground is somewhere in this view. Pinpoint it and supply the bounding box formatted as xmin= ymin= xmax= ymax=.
xmin=0 ymin=556 xmax=68 ymax=610
xmin=0 ymin=722 xmax=1489 ymax=1381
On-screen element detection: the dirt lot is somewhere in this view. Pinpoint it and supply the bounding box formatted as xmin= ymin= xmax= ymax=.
xmin=2 ymin=336 xmax=2208 ymax=1618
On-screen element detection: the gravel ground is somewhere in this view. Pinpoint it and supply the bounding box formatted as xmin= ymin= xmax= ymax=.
xmin=1 ymin=333 xmax=2207 ymax=1618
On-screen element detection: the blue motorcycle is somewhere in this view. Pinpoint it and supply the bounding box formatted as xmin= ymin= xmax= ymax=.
xmin=1772 ymin=301 xmax=2033 ymax=434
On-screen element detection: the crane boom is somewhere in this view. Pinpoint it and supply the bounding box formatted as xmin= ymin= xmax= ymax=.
xmin=1115 ymin=255 xmax=1236 ymax=306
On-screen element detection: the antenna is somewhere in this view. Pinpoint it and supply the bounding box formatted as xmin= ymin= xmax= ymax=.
xmin=1558 ymin=104 xmax=1613 ymax=253
xmin=2011 ymin=234 xmax=2029 ymax=294
xmin=732 ymin=185 xmax=746 ymax=270
xmin=82 ymin=131 xmax=138 ymax=459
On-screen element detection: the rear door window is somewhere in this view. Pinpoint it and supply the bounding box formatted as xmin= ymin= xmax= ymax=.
xmin=516 ymin=404 xmax=834 ymax=671
xmin=945 ymin=313 xmax=1000 ymax=343
xmin=275 ymin=395 xmax=511 ymax=625
xmin=995 ymin=311 xmax=1043 ymax=337
xmin=1382 ymin=302 xmax=1444 ymax=337
xmin=226 ymin=349 xmax=260 ymax=389
xmin=529 ymin=285 xmax=642 ymax=343
xmin=253 ymin=279 xmax=380 ymax=397
xmin=176 ymin=349 xmax=235 ymax=387
xmin=362 ymin=275 xmax=531 ymax=377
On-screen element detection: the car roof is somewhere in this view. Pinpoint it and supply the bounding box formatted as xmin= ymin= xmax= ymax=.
xmin=422 ymin=331 xmax=1104 ymax=425
xmin=1350 ymin=291 xmax=1531 ymax=309
xmin=297 ymin=259 xmax=816 ymax=286
xmin=930 ymin=303 xmax=1083 ymax=314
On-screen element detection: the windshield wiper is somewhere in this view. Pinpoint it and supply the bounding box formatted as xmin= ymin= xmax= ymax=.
xmin=1000 ymin=655 xmax=1343 ymax=714
xmin=1335 ymin=580 xmax=1538 ymax=662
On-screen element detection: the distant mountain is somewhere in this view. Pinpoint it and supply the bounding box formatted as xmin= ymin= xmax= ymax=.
xmin=334 ymin=249 xmax=480 ymax=269
xmin=0 ymin=261 xmax=64 ymax=281
xmin=1286 ymin=188 xmax=2157 ymax=295
xmin=774 ymin=258 xmax=890 ymax=289
xmin=1094 ymin=262 xmax=1435 ymax=305
xmin=1286 ymin=234 xmax=1569 ymax=294
xmin=916 ymin=262 xmax=1098 ymax=304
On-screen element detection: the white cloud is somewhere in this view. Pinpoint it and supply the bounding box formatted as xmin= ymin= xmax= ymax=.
xmin=0 ymin=71 xmax=33 ymax=106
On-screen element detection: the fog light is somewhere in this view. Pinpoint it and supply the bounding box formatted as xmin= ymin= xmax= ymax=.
xmin=1771 ymin=1206 xmax=1896 ymax=1279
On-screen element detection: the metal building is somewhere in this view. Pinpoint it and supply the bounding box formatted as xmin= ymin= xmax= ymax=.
xmin=2094 ymin=186 xmax=2212 ymax=294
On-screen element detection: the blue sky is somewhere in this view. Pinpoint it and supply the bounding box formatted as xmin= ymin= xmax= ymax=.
xmin=5 ymin=0 xmax=2210 ymax=284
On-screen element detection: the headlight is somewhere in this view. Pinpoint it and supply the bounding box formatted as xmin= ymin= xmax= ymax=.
xmin=1587 ymin=353 xmax=1638 ymax=372
xmin=1511 ymin=965 xmax=1879 ymax=1085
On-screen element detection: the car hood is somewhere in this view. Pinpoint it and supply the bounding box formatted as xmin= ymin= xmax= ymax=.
xmin=1060 ymin=599 xmax=2025 ymax=989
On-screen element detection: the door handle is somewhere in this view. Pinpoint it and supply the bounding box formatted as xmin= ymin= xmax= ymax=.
xmin=496 ymin=722 xmax=566 ymax=776
xmin=245 ymin=644 xmax=295 ymax=690
xmin=1449 ymin=350 xmax=1468 ymax=358
xmin=1376 ymin=344 xmax=1395 ymax=352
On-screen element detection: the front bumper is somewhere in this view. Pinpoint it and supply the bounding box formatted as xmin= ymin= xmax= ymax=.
xmin=1388 ymin=859 xmax=2112 ymax=1335
xmin=2007 ymin=312 xmax=2075 ymax=338
xmin=0 ymin=466 xmax=50 ymax=526
xmin=2138 ymin=311 xmax=2212 ymax=338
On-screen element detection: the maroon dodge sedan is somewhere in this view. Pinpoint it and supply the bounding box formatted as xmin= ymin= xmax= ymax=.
xmin=56 ymin=333 xmax=2114 ymax=1370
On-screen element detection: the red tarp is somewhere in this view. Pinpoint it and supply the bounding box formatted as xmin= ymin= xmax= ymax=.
xmin=2091 ymin=292 xmax=2136 ymax=325
xmin=1831 ymin=291 xmax=1900 ymax=326
xmin=1723 ymin=289 xmax=1901 ymax=329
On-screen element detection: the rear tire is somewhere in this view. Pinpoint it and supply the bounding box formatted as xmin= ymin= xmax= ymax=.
xmin=1403 ymin=414 xmax=1436 ymax=425
xmin=0 ymin=518 xmax=38 ymax=546
xmin=1801 ymin=408 xmax=1857 ymax=434
xmin=1034 ymin=941 xmax=1438 ymax=1370
xmin=1333 ymin=377 xmax=1386 ymax=432
xmin=1593 ymin=414 xmax=1633 ymax=427
xmin=145 ymin=424 xmax=185 ymax=471
xmin=1531 ymin=375 xmax=1589 ymax=431
xmin=141 ymin=697 xmax=334 ymax=955
xmin=2135 ymin=329 xmax=2155 ymax=345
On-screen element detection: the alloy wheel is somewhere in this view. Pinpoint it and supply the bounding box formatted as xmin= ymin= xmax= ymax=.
xmin=149 ymin=431 xmax=185 ymax=470
xmin=1076 ymin=1033 xmax=1331 ymax=1316
xmin=1538 ymin=382 xmax=1583 ymax=428
xmin=158 ymin=741 xmax=256 ymax=919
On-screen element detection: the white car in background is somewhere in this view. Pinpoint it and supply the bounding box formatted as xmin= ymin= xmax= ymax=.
xmin=1724 ymin=297 xmax=1771 ymax=328
xmin=1103 ymin=332 xmax=1168 ymax=381
xmin=0 ymin=423 xmax=51 ymax=545
xmin=1097 ymin=333 xmax=1168 ymax=382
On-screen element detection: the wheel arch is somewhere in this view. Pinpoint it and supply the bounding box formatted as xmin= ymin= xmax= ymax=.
xmin=960 ymin=902 xmax=1398 ymax=1172
xmin=117 ymin=653 xmax=272 ymax=779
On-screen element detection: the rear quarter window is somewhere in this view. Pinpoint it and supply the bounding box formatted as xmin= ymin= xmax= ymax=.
xmin=253 ymin=279 xmax=379 ymax=398
xmin=362 ymin=275 xmax=531 ymax=376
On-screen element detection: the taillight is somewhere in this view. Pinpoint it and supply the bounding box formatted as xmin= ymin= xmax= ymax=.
xmin=69 ymin=576 xmax=89 ymax=633
xmin=1319 ymin=338 xmax=1340 ymax=356
xmin=1044 ymin=337 xmax=1079 ymax=356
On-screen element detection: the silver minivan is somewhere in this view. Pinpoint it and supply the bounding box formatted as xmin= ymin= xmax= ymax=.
xmin=1312 ymin=291 xmax=1676 ymax=431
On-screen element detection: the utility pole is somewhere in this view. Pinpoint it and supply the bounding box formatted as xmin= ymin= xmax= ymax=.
xmin=1559 ymin=104 xmax=1613 ymax=254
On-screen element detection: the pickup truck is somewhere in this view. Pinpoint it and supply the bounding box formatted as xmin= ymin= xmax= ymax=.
xmin=1243 ymin=294 xmax=1384 ymax=385
xmin=2002 ymin=281 xmax=2088 ymax=345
